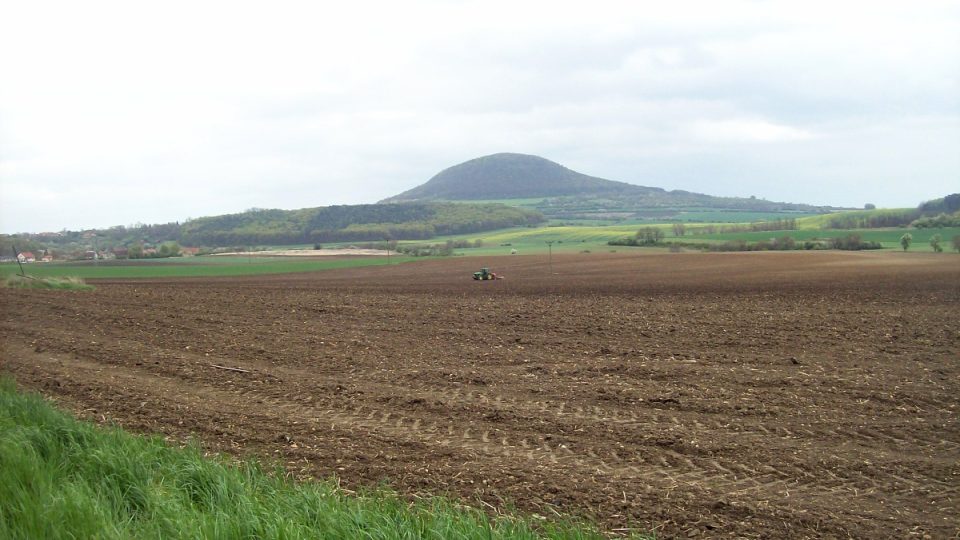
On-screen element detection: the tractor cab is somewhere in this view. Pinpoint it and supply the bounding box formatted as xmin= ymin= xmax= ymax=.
xmin=473 ymin=267 xmax=497 ymax=280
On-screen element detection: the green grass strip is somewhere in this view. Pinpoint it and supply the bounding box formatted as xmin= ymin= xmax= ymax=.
xmin=0 ymin=257 xmax=415 ymax=280
xmin=0 ymin=378 xmax=644 ymax=539
xmin=2 ymin=274 xmax=94 ymax=291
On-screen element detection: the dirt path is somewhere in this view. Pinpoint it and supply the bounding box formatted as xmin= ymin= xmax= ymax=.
xmin=2 ymin=251 xmax=958 ymax=538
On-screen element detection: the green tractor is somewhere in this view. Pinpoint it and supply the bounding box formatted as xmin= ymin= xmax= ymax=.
xmin=472 ymin=267 xmax=502 ymax=280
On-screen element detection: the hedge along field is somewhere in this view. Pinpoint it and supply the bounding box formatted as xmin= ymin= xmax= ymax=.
xmin=683 ymin=226 xmax=960 ymax=251
xmin=0 ymin=256 xmax=415 ymax=280
xmin=794 ymin=208 xmax=918 ymax=230
xmin=412 ymin=224 xmax=676 ymax=256
xmin=673 ymin=210 xmax=820 ymax=223
xmin=411 ymin=223 xmax=960 ymax=256
xmin=0 ymin=378 xmax=631 ymax=540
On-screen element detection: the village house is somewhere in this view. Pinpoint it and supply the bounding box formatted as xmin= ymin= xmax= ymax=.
xmin=17 ymin=252 xmax=36 ymax=263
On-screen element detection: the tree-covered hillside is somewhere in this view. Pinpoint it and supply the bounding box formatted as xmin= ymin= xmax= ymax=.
xmin=382 ymin=153 xmax=642 ymax=201
xmin=178 ymin=202 xmax=544 ymax=246
xmin=1 ymin=203 xmax=544 ymax=255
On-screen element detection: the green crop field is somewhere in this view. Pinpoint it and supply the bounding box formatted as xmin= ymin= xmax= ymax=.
xmin=398 ymin=223 xmax=960 ymax=257
xmin=0 ymin=256 xmax=413 ymax=280
xmin=8 ymin=224 xmax=955 ymax=280
xmin=444 ymin=196 xmax=822 ymax=225
xmin=403 ymin=224 xmax=670 ymax=257
xmin=794 ymin=209 xmax=916 ymax=230
xmin=675 ymin=210 xmax=820 ymax=223
xmin=0 ymin=378 xmax=637 ymax=540
xmin=439 ymin=197 xmax=547 ymax=207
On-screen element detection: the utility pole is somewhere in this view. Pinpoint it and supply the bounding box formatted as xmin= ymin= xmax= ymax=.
xmin=12 ymin=246 xmax=25 ymax=276
xmin=545 ymin=240 xmax=554 ymax=273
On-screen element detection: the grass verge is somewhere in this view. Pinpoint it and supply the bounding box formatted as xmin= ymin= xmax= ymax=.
xmin=2 ymin=274 xmax=94 ymax=291
xmin=0 ymin=378 xmax=643 ymax=539
xmin=0 ymin=257 xmax=415 ymax=280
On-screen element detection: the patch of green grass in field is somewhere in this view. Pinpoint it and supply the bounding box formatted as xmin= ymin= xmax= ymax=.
xmin=677 ymin=210 xmax=819 ymax=223
xmin=439 ymin=197 xmax=547 ymax=207
xmin=795 ymin=213 xmax=840 ymax=230
xmin=477 ymin=225 xmax=653 ymax=244
xmin=402 ymin=223 xmax=762 ymax=256
xmin=0 ymin=257 xmax=414 ymax=280
xmin=794 ymin=209 xmax=916 ymax=230
xmin=0 ymin=378 xmax=645 ymax=539
xmin=546 ymin=218 xmax=635 ymax=227
xmin=2 ymin=274 xmax=94 ymax=291
xmin=405 ymin=225 xmax=663 ymax=256
xmin=399 ymin=223 xmax=960 ymax=256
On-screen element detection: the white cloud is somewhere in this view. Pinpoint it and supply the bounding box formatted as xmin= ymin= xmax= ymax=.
xmin=1 ymin=0 xmax=958 ymax=232
xmin=689 ymin=119 xmax=815 ymax=143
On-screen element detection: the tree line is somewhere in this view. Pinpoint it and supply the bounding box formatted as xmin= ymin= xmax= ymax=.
xmin=178 ymin=203 xmax=544 ymax=246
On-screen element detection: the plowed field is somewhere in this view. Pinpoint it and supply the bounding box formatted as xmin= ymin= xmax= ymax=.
xmin=2 ymin=251 xmax=958 ymax=538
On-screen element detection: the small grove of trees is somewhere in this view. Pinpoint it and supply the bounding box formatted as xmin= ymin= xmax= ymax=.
xmin=773 ymin=235 xmax=796 ymax=250
xmin=918 ymin=193 xmax=960 ymax=214
xmin=697 ymin=219 xmax=798 ymax=235
xmin=637 ymin=227 xmax=665 ymax=245
xmin=157 ymin=242 xmax=181 ymax=258
xmin=609 ymin=227 xmax=666 ymax=247
xmin=672 ymin=223 xmax=686 ymax=236
xmin=829 ymin=234 xmax=882 ymax=251
xmin=612 ymin=234 xmax=882 ymax=252
xmin=0 ymin=235 xmax=46 ymax=257
xmin=126 ymin=241 xmax=181 ymax=259
xmin=929 ymin=234 xmax=943 ymax=253
xmin=827 ymin=209 xmax=918 ymax=229
xmin=607 ymin=228 xmax=663 ymax=247
xmin=689 ymin=219 xmax=798 ymax=236
xmin=352 ymin=238 xmax=484 ymax=257
xmin=900 ymin=233 xmax=913 ymax=251
xmin=911 ymin=212 xmax=960 ymax=228
xmin=704 ymin=234 xmax=880 ymax=252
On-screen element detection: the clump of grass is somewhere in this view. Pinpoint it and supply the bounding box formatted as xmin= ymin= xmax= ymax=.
xmin=2 ymin=275 xmax=94 ymax=291
xmin=0 ymin=378 xmax=641 ymax=539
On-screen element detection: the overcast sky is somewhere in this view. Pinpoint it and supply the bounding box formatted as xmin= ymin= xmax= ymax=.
xmin=1 ymin=0 xmax=958 ymax=233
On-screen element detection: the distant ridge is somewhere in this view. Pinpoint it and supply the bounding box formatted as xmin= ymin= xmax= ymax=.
xmin=381 ymin=153 xmax=653 ymax=202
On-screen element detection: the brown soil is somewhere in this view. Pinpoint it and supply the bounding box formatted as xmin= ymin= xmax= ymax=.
xmin=2 ymin=251 xmax=958 ymax=538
